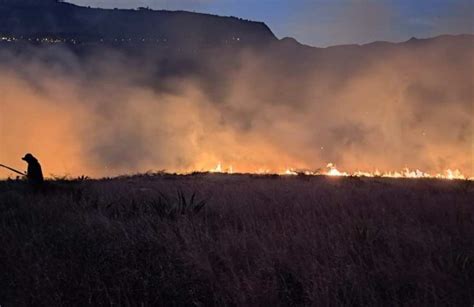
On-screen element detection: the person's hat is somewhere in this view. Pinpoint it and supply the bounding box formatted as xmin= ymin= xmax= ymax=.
xmin=22 ymin=153 xmax=34 ymax=161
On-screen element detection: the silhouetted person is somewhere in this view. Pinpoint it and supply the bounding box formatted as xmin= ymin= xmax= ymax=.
xmin=22 ymin=153 xmax=44 ymax=186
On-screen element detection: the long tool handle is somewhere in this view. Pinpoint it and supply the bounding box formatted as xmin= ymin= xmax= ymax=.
xmin=0 ymin=164 xmax=26 ymax=176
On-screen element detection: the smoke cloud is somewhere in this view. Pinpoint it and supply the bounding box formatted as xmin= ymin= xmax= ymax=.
xmin=0 ymin=37 xmax=473 ymax=178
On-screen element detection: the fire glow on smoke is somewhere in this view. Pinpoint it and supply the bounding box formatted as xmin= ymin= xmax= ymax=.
xmin=0 ymin=37 xmax=473 ymax=180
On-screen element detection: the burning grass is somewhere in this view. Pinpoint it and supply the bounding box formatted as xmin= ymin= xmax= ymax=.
xmin=0 ymin=174 xmax=473 ymax=305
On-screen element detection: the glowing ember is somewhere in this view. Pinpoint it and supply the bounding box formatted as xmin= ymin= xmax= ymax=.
xmin=209 ymin=163 xmax=234 ymax=174
xmin=326 ymin=163 xmax=348 ymax=177
xmin=210 ymin=162 xmax=222 ymax=173
xmin=283 ymin=169 xmax=298 ymax=176
xmin=440 ymin=169 xmax=465 ymax=180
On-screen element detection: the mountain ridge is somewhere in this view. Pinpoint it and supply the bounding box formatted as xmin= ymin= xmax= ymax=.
xmin=0 ymin=0 xmax=473 ymax=50
xmin=0 ymin=0 xmax=277 ymax=48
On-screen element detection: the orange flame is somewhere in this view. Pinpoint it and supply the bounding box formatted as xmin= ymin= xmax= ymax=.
xmin=202 ymin=162 xmax=472 ymax=181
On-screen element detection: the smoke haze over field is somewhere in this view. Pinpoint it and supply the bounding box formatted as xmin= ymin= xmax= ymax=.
xmin=0 ymin=36 xmax=473 ymax=178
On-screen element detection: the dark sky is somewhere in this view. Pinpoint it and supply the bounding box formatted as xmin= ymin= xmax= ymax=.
xmin=70 ymin=0 xmax=473 ymax=47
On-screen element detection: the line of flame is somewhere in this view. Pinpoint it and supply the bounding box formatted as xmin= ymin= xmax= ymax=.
xmin=204 ymin=162 xmax=473 ymax=181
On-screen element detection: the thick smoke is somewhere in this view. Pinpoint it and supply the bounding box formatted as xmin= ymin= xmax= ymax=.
xmin=0 ymin=37 xmax=473 ymax=178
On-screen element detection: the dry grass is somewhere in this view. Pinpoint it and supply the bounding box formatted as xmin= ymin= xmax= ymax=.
xmin=0 ymin=174 xmax=473 ymax=306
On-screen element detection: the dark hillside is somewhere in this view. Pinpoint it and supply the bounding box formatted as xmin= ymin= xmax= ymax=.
xmin=0 ymin=0 xmax=277 ymax=47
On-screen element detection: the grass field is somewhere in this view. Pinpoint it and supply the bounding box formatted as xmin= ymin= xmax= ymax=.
xmin=0 ymin=174 xmax=473 ymax=306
